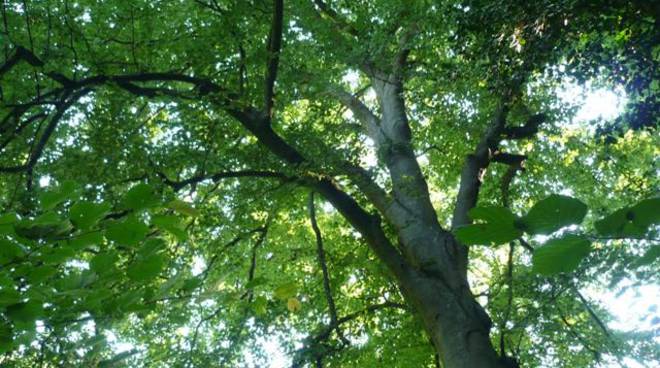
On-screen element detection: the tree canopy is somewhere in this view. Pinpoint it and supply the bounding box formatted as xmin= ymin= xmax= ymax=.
xmin=0 ymin=1 xmax=658 ymax=367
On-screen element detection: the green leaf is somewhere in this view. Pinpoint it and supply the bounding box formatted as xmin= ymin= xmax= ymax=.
xmin=42 ymin=246 xmax=76 ymax=264
xmin=14 ymin=220 xmax=71 ymax=241
xmin=181 ymin=277 xmax=202 ymax=292
xmin=0 ymin=239 xmax=25 ymax=262
xmin=521 ymin=195 xmax=588 ymax=235
xmin=245 ymin=276 xmax=268 ymax=289
xmin=469 ymin=206 xmax=517 ymax=224
xmin=274 ymin=282 xmax=297 ymax=300
xmin=38 ymin=180 xmax=79 ymax=210
xmin=122 ymin=183 xmax=159 ymax=211
xmin=532 ymin=235 xmax=591 ymax=276
xmin=90 ymin=252 xmax=118 ymax=274
xmin=631 ymin=197 xmax=660 ymax=229
xmin=168 ymin=199 xmax=200 ymax=217
xmin=6 ymin=300 xmax=44 ymax=324
xmin=27 ymin=266 xmax=58 ymax=284
xmin=152 ymin=214 xmax=187 ymax=241
xmin=455 ymin=224 xmax=522 ymax=245
xmin=127 ymin=254 xmax=166 ymax=282
xmin=0 ymin=213 xmax=18 ymax=236
xmin=0 ymin=289 xmax=22 ymax=307
xmin=0 ymin=322 xmax=13 ymax=353
xmin=68 ymin=232 xmax=104 ymax=250
xmin=454 ymin=206 xmax=521 ymax=245
xmin=70 ymin=201 xmax=111 ymax=230
xmin=105 ymin=217 xmax=149 ymax=246
xmin=595 ymin=197 xmax=659 ymax=237
xmin=138 ymin=238 xmax=166 ymax=258
xmin=252 ymin=296 xmax=268 ymax=316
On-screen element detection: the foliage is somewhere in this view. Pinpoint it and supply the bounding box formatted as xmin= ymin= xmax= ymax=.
xmin=0 ymin=0 xmax=658 ymax=367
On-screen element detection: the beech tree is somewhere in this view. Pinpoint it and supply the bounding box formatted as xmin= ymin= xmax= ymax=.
xmin=0 ymin=1 xmax=658 ymax=367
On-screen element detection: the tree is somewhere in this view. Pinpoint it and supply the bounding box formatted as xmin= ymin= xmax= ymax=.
xmin=0 ymin=0 xmax=657 ymax=367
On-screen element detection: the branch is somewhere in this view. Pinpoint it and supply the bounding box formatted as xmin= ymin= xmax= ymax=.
xmin=392 ymin=24 xmax=417 ymax=78
xmin=503 ymin=114 xmax=546 ymax=140
xmin=245 ymin=223 xmax=269 ymax=302
xmin=452 ymin=102 xmax=509 ymax=229
xmin=328 ymin=86 xmax=382 ymax=140
xmin=98 ymin=349 xmax=139 ymax=368
xmin=0 ymin=88 xmax=92 ymax=173
xmin=492 ymin=152 xmax=527 ymax=166
xmin=157 ymin=169 xmax=288 ymax=191
xmin=309 ymin=192 xmax=340 ymax=325
xmin=572 ymin=287 xmax=612 ymax=339
xmin=263 ymin=0 xmax=284 ymax=116
xmin=0 ymin=45 xmax=44 ymax=78
xmin=312 ymin=0 xmax=359 ymax=38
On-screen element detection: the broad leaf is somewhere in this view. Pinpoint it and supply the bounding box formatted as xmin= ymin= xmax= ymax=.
xmin=521 ymin=195 xmax=588 ymax=235
xmin=454 ymin=206 xmax=522 ymax=245
xmin=596 ymin=197 xmax=660 ymax=237
xmin=6 ymin=300 xmax=44 ymax=324
xmin=168 ymin=199 xmax=200 ymax=217
xmin=69 ymin=201 xmax=111 ymax=230
xmin=287 ymin=297 xmax=302 ymax=313
xmin=38 ymin=180 xmax=79 ymax=210
xmin=152 ymin=214 xmax=187 ymax=241
xmin=127 ymin=254 xmax=166 ymax=282
xmin=532 ymin=235 xmax=591 ymax=276
xmin=90 ymin=252 xmax=119 ymax=274
xmin=105 ymin=218 xmax=149 ymax=246
xmin=122 ymin=183 xmax=159 ymax=211
xmin=274 ymin=282 xmax=297 ymax=300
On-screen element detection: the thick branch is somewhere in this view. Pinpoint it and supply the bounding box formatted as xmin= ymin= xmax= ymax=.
xmin=0 ymin=45 xmax=44 ymax=77
xmin=263 ymin=0 xmax=284 ymax=116
xmin=503 ymin=114 xmax=546 ymax=139
xmin=452 ymin=102 xmax=509 ymax=229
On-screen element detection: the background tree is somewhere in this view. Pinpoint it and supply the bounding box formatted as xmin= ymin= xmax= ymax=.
xmin=0 ymin=0 xmax=658 ymax=367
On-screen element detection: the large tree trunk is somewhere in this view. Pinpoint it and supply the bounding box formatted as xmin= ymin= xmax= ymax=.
xmin=404 ymin=265 xmax=505 ymax=367
xmin=392 ymin=228 xmax=506 ymax=368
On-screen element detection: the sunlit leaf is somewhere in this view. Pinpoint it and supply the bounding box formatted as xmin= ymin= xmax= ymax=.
xmin=521 ymin=195 xmax=588 ymax=235
xmin=532 ymin=235 xmax=591 ymax=276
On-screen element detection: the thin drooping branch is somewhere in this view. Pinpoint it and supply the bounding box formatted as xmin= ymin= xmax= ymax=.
xmin=557 ymin=308 xmax=601 ymax=361
xmin=573 ymin=287 xmax=612 ymax=339
xmin=308 ymin=192 xmax=339 ymax=324
xmin=97 ymin=349 xmax=139 ymax=368
xmin=190 ymin=224 xmax=269 ymax=362
xmin=228 ymin=107 xmax=411 ymax=285
xmin=245 ymin=223 xmax=269 ymax=302
xmin=263 ymin=0 xmax=284 ymax=116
